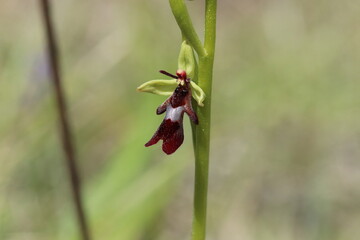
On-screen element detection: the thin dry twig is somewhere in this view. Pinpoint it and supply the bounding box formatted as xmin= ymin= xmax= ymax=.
xmin=39 ymin=0 xmax=91 ymax=239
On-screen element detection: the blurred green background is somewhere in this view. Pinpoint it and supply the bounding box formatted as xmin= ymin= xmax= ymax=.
xmin=1 ymin=0 xmax=360 ymax=239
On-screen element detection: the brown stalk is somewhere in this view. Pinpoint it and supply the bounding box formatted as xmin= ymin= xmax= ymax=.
xmin=39 ymin=0 xmax=91 ymax=239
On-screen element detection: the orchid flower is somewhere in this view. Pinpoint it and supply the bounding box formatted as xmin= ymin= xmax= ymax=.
xmin=137 ymin=41 xmax=205 ymax=154
xmin=145 ymin=69 xmax=198 ymax=154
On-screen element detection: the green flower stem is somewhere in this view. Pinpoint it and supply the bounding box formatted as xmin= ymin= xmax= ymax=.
xmin=169 ymin=0 xmax=206 ymax=57
xmin=204 ymin=0 xmax=217 ymax=57
xmin=170 ymin=1 xmax=217 ymax=240
xmin=192 ymin=56 xmax=213 ymax=240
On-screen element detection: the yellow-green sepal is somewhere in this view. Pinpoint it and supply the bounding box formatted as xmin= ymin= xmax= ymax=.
xmin=177 ymin=40 xmax=205 ymax=106
xmin=137 ymin=79 xmax=177 ymax=96
xmin=178 ymin=40 xmax=196 ymax=79
xmin=190 ymin=81 xmax=205 ymax=107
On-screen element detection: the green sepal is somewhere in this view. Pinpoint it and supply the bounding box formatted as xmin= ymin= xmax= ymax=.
xmin=178 ymin=40 xmax=196 ymax=79
xmin=137 ymin=79 xmax=177 ymax=96
xmin=137 ymin=79 xmax=205 ymax=107
xmin=190 ymin=81 xmax=205 ymax=107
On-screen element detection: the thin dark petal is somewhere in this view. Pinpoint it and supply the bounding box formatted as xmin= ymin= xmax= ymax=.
xmin=183 ymin=88 xmax=198 ymax=124
xmin=156 ymin=97 xmax=171 ymax=115
xmin=184 ymin=105 xmax=198 ymax=124
xmin=159 ymin=70 xmax=178 ymax=79
xmin=157 ymin=105 xmax=167 ymax=115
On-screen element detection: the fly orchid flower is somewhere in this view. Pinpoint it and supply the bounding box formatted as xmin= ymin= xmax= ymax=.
xmin=145 ymin=69 xmax=198 ymax=154
xmin=137 ymin=42 xmax=205 ymax=154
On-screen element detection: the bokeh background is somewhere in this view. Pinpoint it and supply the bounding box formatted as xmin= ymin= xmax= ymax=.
xmin=1 ymin=0 xmax=360 ymax=239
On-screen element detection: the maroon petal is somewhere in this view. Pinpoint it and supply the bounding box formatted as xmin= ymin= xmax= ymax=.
xmin=184 ymin=105 xmax=198 ymax=124
xmin=145 ymin=119 xmax=184 ymax=155
xmin=145 ymin=131 xmax=161 ymax=147
xmin=162 ymin=122 xmax=184 ymax=154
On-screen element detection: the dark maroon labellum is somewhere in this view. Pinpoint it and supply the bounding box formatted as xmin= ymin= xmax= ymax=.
xmin=145 ymin=70 xmax=198 ymax=155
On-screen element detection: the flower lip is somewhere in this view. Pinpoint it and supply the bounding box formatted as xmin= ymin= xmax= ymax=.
xmin=145 ymin=118 xmax=184 ymax=155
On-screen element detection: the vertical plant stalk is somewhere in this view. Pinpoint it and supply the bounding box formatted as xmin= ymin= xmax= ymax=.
xmin=170 ymin=1 xmax=217 ymax=240
xmin=192 ymin=1 xmax=216 ymax=239
xmin=39 ymin=1 xmax=91 ymax=240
